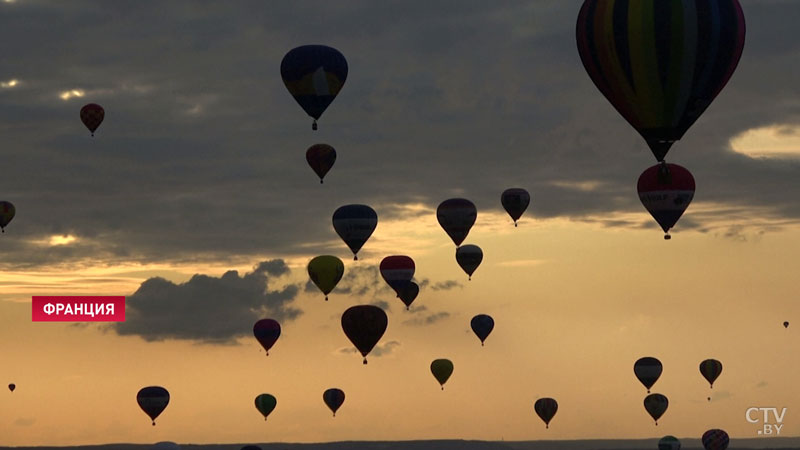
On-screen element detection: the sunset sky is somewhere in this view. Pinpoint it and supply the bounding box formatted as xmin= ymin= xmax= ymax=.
xmin=1 ymin=0 xmax=800 ymax=446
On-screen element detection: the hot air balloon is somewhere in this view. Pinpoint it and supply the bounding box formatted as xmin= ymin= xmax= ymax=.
xmin=308 ymin=255 xmax=345 ymax=301
xmin=306 ymin=144 xmax=336 ymax=183
xmin=700 ymin=359 xmax=722 ymax=400
xmin=634 ymin=357 xmax=662 ymax=393
xmin=253 ymin=319 xmax=281 ymax=356
xmin=658 ymin=435 xmax=681 ymax=450
xmin=341 ymin=305 xmax=388 ymax=364
xmin=455 ymin=244 xmax=483 ymax=280
xmin=576 ymin=0 xmax=746 ymax=162
xmin=470 ymin=314 xmax=494 ymax=346
xmin=151 ymin=442 xmax=181 ymax=450
xmin=644 ymin=393 xmax=668 ymax=425
xmin=437 ymin=198 xmax=477 ymax=247
xmin=702 ymin=429 xmax=729 ymax=450
xmin=396 ymin=280 xmax=419 ymax=310
xmin=430 ymin=359 xmax=453 ymax=390
xmin=0 ymin=201 xmax=15 ymax=232
xmin=255 ymin=393 xmax=276 ymax=421
xmin=80 ymin=103 xmax=104 ymax=136
xmin=379 ymin=255 xmax=415 ymax=294
xmin=8 ymin=383 xmax=15 ymax=392
xmin=501 ymin=188 xmax=530 ymax=227
xmin=784 ymin=321 xmax=789 ymax=329
xmin=332 ymin=204 xmax=378 ymax=260
xmin=323 ymin=388 xmax=345 ymax=417
xmin=137 ymin=386 xmax=169 ymax=426
xmin=638 ymin=163 xmax=695 ymax=239
xmin=281 ymin=45 xmax=348 ymax=130
xmin=534 ymin=398 xmax=558 ymax=429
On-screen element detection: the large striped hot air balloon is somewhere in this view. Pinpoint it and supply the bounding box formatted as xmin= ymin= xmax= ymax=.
xmin=576 ymin=0 xmax=746 ymax=161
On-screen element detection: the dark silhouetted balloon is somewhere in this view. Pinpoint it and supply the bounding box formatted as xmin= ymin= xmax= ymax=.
xmin=577 ymin=0 xmax=746 ymax=161
xmin=396 ymin=280 xmax=419 ymax=310
xmin=308 ymin=255 xmax=345 ymax=301
xmin=534 ymin=398 xmax=558 ymax=429
xmin=702 ymin=429 xmax=729 ymax=450
xmin=137 ymin=386 xmax=169 ymax=426
xmin=255 ymin=393 xmax=276 ymax=420
xmin=332 ymin=204 xmax=378 ymax=260
xmin=323 ymin=388 xmax=345 ymax=417
xmin=0 ymin=201 xmax=15 ymax=232
xmin=379 ymin=255 xmax=415 ymax=294
xmin=634 ymin=357 xmax=662 ymax=393
xmin=455 ymin=244 xmax=483 ymax=280
xmin=306 ymin=144 xmax=336 ymax=183
xmin=700 ymin=359 xmax=722 ymax=400
xmin=253 ymin=319 xmax=281 ymax=356
xmin=8 ymin=383 xmax=15 ymax=392
xmin=638 ymin=163 xmax=695 ymax=239
xmin=658 ymin=435 xmax=681 ymax=450
xmin=430 ymin=359 xmax=453 ymax=390
xmin=341 ymin=305 xmax=388 ymax=364
xmin=80 ymin=103 xmax=104 ymax=136
xmin=501 ymin=188 xmax=530 ymax=227
xmin=281 ymin=45 xmax=348 ymax=130
xmin=784 ymin=321 xmax=789 ymax=329
xmin=644 ymin=393 xmax=668 ymax=425
xmin=470 ymin=314 xmax=494 ymax=346
xmin=437 ymin=198 xmax=477 ymax=247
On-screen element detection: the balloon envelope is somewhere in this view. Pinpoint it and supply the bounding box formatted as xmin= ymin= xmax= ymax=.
xmin=699 ymin=359 xmax=723 ymax=387
xmin=638 ymin=163 xmax=695 ymax=239
xmin=80 ymin=103 xmax=104 ymax=136
xmin=255 ymin=393 xmax=277 ymax=420
xmin=341 ymin=305 xmax=388 ymax=364
xmin=634 ymin=357 xmax=662 ymax=393
xmin=534 ymin=398 xmax=558 ymax=429
xmin=576 ymin=0 xmax=746 ymax=161
xmin=455 ymin=244 xmax=483 ymax=280
xmin=308 ymin=255 xmax=345 ymax=300
xmin=379 ymin=255 xmax=415 ymax=293
xmin=437 ymin=198 xmax=477 ymax=246
xmin=470 ymin=314 xmax=494 ymax=346
xmin=332 ymin=205 xmax=378 ymax=260
xmin=0 ymin=201 xmax=15 ymax=231
xmin=306 ymin=144 xmax=336 ymax=183
xmin=253 ymin=319 xmax=281 ymax=355
xmin=784 ymin=321 xmax=789 ymax=328
xmin=501 ymin=188 xmax=530 ymax=226
xmin=430 ymin=359 xmax=454 ymax=389
xmin=323 ymin=388 xmax=345 ymax=416
xmin=396 ymin=280 xmax=419 ymax=310
xmin=658 ymin=436 xmax=681 ymax=450
xmin=281 ymin=45 xmax=348 ymax=129
xmin=644 ymin=393 xmax=668 ymax=425
xmin=702 ymin=429 xmax=729 ymax=450
xmin=8 ymin=383 xmax=15 ymax=392
xmin=137 ymin=386 xmax=169 ymax=425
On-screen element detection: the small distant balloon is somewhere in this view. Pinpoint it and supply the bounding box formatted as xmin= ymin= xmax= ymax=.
xmin=700 ymin=359 xmax=722 ymax=401
xmin=644 ymin=393 xmax=668 ymax=425
xmin=306 ymin=144 xmax=336 ymax=183
xmin=702 ymin=429 xmax=729 ymax=450
xmin=784 ymin=321 xmax=789 ymax=328
xmin=470 ymin=314 xmax=494 ymax=346
xmin=136 ymin=386 xmax=169 ymax=426
xmin=323 ymin=388 xmax=345 ymax=417
xmin=455 ymin=244 xmax=483 ymax=280
xmin=634 ymin=357 xmax=662 ymax=393
xmin=437 ymin=198 xmax=477 ymax=247
xmin=658 ymin=435 xmax=681 ymax=450
xmin=430 ymin=359 xmax=454 ymax=390
xmin=8 ymin=383 xmax=15 ymax=392
xmin=0 ymin=201 xmax=15 ymax=232
xmin=501 ymin=188 xmax=530 ymax=227
xmin=80 ymin=103 xmax=104 ymax=136
xmin=255 ymin=393 xmax=277 ymax=420
xmin=308 ymin=255 xmax=345 ymax=301
xmin=253 ymin=319 xmax=281 ymax=356
xmin=332 ymin=204 xmax=378 ymax=260
xmin=534 ymin=398 xmax=558 ymax=429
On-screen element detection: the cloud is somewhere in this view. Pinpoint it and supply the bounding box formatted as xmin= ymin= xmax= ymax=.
xmin=112 ymin=259 xmax=301 ymax=344
xmin=755 ymin=381 xmax=768 ymax=388
xmin=430 ymin=280 xmax=462 ymax=291
xmin=338 ymin=340 xmax=400 ymax=358
xmin=403 ymin=311 xmax=450 ymax=326
xmin=14 ymin=417 xmax=35 ymax=427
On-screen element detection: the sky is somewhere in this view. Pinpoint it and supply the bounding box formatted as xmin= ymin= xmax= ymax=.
xmin=1 ymin=0 xmax=800 ymax=446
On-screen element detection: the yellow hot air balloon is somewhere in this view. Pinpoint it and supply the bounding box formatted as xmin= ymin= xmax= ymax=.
xmin=308 ymin=255 xmax=345 ymax=301
xmin=430 ymin=359 xmax=454 ymax=390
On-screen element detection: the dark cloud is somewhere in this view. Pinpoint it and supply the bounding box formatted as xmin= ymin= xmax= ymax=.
xmin=0 ymin=1 xmax=797 ymax=268
xmin=112 ymin=260 xmax=301 ymax=344
xmin=403 ymin=311 xmax=450 ymax=327
xmin=756 ymin=381 xmax=768 ymax=388
xmin=338 ymin=340 xmax=400 ymax=358
xmin=430 ymin=280 xmax=462 ymax=291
